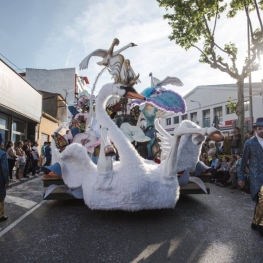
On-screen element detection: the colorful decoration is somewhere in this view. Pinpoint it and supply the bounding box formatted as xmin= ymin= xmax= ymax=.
xmin=46 ymin=39 xmax=224 ymax=211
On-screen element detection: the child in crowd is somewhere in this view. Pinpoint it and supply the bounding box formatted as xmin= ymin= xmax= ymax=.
xmin=18 ymin=151 xmax=26 ymax=181
xmin=216 ymin=156 xmax=230 ymax=186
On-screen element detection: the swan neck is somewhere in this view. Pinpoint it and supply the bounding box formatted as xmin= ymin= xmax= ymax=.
xmin=113 ymin=44 xmax=130 ymax=56
xmin=96 ymin=84 xmax=143 ymax=162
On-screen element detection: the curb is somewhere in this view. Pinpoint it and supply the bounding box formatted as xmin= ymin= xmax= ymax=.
xmin=7 ymin=172 xmax=44 ymax=189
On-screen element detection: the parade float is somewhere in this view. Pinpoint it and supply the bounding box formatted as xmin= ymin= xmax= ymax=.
xmin=42 ymin=39 xmax=224 ymax=211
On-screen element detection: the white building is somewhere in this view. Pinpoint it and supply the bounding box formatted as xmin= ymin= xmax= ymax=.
xmin=160 ymin=82 xmax=263 ymax=135
xmin=22 ymin=68 xmax=89 ymax=104
xmin=0 ymin=59 xmax=42 ymax=146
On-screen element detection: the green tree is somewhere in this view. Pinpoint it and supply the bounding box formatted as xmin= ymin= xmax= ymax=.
xmin=157 ymin=0 xmax=263 ymax=141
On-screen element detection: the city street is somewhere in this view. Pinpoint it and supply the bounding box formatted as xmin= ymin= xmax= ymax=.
xmin=0 ymin=178 xmax=262 ymax=263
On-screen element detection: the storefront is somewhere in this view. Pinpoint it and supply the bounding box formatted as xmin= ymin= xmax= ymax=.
xmin=0 ymin=59 xmax=42 ymax=148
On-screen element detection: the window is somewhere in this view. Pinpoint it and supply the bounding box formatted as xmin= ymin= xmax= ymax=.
xmin=203 ymin=109 xmax=210 ymax=128
xmin=182 ymin=114 xmax=188 ymax=120
xmin=190 ymin=112 xmax=197 ymax=122
xmin=166 ymin=118 xmax=171 ymax=125
xmin=226 ymin=105 xmax=235 ymax=114
xmin=244 ymin=101 xmax=249 ymax=111
xmin=173 ymin=116 xmax=179 ymax=124
xmin=214 ymin=106 xmax=223 ymax=123
xmin=0 ymin=113 xmax=9 ymax=146
xmin=12 ymin=119 xmax=26 ymax=146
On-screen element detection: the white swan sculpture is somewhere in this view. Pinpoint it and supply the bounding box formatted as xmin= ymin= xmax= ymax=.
xmin=79 ymin=38 xmax=137 ymax=69
xmin=50 ymin=82 xmax=223 ymax=211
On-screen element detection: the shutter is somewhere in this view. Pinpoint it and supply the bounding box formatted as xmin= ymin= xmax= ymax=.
xmin=41 ymin=133 xmax=49 ymax=145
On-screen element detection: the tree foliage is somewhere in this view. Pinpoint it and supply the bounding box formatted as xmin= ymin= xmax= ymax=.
xmin=157 ymin=0 xmax=263 ymax=140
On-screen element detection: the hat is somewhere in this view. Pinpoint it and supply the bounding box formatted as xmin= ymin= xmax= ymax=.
xmin=253 ymin=118 xmax=263 ymax=128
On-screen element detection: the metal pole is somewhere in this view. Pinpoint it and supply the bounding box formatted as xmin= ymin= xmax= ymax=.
xmin=248 ymin=14 xmax=253 ymax=131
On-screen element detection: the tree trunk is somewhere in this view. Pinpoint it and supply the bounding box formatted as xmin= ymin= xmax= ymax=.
xmin=236 ymin=78 xmax=245 ymax=145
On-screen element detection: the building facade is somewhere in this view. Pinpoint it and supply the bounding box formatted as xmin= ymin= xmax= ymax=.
xmin=161 ymin=82 xmax=263 ymax=135
xmin=22 ymin=68 xmax=89 ymax=105
xmin=0 ymin=59 xmax=42 ymax=147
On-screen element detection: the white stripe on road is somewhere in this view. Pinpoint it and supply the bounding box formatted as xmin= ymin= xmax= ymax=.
xmin=0 ymin=200 xmax=45 ymax=238
xmin=5 ymin=195 xmax=38 ymax=209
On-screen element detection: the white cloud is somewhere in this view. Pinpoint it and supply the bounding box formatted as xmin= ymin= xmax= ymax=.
xmin=34 ymin=0 xmax=262 ymax=98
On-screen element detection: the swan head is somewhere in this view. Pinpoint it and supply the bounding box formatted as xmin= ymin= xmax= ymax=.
xmin=130 ymin=43 xmax=137 ymax=47
xmin=113 ymin=84 xmax=146 ymax=100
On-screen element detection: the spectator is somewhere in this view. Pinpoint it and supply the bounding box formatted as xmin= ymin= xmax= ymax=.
xmin=18 ymin=151 xmax=26 ymax=181
xmin=0 ymin=148 xmax=9 ymax=222
xmin=16 ymin=141 xmax=24 ymax=157
xmin=208 ymin=142 xmax=216 ymax=160
xmin=22 ymin=139 xmax=31 ymax=178
xmin=209 ymin=154 xmax=219 ymax=183
xmin=15 ymin=141 xmax=24 ymax=179
xmin=217 ymin=156 xmax=230 ymax=186
xmin=200 ymin=153 xmax=210 ymax=167
xmin=238 ymin=117 xmax=263 ymax=237
xmin=44 ymin=142 xmax=52 ymax=166
xmin=229 ymin=127 xmax=241 ymax=155
xmin=5 ymin=141 xmax=17 ymax=182
xmin=40 ymin=142 xmax=47 ymax=166
xmin=31 ymin=142 xmax=39 ymax=177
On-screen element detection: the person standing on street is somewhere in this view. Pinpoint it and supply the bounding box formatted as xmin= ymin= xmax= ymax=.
xmin=31 ymin=142 xmax=39 ymax=177
xmin=238 ymin=118 xmax=263 ymax=237
xmin=0 ymin=148 xmax=9 ymax=221
xmin=229 ymin=127 xmax=241 ymax=155
xmin=5 ymin=141 xmax=17 ymax=182
xmin=44 ymin=142 xmax=52 ymax=166
xmin=40 ymin=142 xmax=47 ymax=166
xmin=22 ymin=139 xmax=31 ymax=178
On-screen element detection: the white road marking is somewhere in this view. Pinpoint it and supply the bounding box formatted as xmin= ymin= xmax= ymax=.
xmin=5 ymin=195 xmax=38 ymax=209
xmin=0 ymin=200 xmax=45 ymax=238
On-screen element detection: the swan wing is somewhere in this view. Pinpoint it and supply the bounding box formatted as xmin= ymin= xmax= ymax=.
xmin=157 ymin=76 xmax=184 ymax=88
xmin=154 ymin=118 xmax=173 ymax=153
xmin=56 ymin=143 xmax=96 ymax=188
xmin=152 ymin=77 xmax=161 ymax=86
xmin=129 ymin=65 xmax=141 ymax=83
xmin=79 ymin=49 xmax=108 ymax=70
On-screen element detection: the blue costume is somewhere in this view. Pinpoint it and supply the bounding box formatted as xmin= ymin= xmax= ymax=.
xmin=238 ymin=136 xmax=263 ymax=202
xmin=0 ymin=149 xmax=9 ymax=219
xmin=238 ymin=117 xmax=263 ymax=237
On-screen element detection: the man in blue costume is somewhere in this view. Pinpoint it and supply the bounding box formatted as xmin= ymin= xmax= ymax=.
xmin=0 ymin=148 xmax=9 ymax=221
xmin=238 ymin=118 xmax=263 ymax=237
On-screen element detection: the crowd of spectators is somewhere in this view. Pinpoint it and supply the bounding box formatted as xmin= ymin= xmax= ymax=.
xmin=200 ymin=127 xmax=253 ymax=195
xmin=0 ymin=139 xmax=52 ymax=183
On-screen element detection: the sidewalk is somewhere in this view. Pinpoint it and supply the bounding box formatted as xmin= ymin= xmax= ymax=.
xmin=7 ymin=172 xmax=44 ymax=189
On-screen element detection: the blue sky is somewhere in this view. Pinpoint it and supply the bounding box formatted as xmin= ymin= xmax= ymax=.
xmin=0 ymin=0 xmax=262 ymax=97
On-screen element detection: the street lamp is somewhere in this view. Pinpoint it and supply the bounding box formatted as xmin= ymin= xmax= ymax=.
xmin=190 ymin=100 xmax=201 ymax=108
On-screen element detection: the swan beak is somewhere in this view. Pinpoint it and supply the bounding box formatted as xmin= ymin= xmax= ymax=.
xmin=121 ymin=86 xmax=146 ymax=100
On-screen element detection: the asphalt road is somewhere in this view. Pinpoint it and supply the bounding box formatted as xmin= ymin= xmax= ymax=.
xmin=0 ymin=178 xmax=262 ymax=263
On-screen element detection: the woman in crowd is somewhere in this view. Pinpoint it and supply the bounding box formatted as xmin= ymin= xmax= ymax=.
xmin=5 ymin=141 xmax=18 ymax=182
xmin=200 ymin=153 xmax=210 ymax=166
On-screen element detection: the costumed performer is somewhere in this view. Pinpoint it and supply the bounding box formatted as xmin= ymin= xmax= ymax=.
xmin=238 ymin=117 xmax=263 ymax=237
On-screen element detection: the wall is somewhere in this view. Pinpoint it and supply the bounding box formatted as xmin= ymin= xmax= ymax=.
xmin=37 ymin=115 xmax=59 ymax=147
xmin=160 ymin=82 xmax=263 ymax=134
xmin=25 ymin=68 xmax=82 ymax=104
